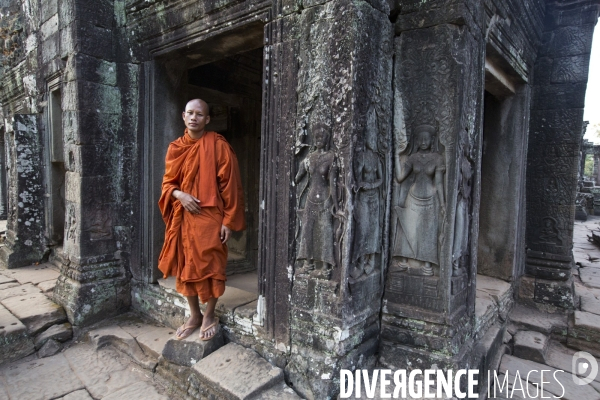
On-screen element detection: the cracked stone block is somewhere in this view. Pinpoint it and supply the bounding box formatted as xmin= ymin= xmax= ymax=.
xmin=87 ymin=325 xmax=156 ymax=370
xmin=0 ymin=282 xmax=20 ymax=290
xmin=513 ymin=331 xmax=549 ymax=364
xmin=37 ymin=279 xmax=57 ymax=293
xmin=0 ymin=353 xmax=84 ymax=399
xmin=101 ymin=381 xmax=168 ymax=400
xmin=135 ymin=325 xmax=176 ymax=359
xmin=39 ymin=339 xmax=62 ymax=358
xmin=0 ymin=275 xmax=16 ymax=285
xmin=35 ymin=322 xmax=73 ymax=349
xmin=1 ymin=292 xmax=67 ymax=335
xmin=162 ymin=325 xmax=224 ymax=367
xmin=192 ymin=342 xmax=284 ymax=399
xmin=0 ymin=283 xmax=42 ymax=301
xmin=58 ymin=389 xmax=93 ymax=400
xmin=0 ymin=303 xmax=35 ymax=365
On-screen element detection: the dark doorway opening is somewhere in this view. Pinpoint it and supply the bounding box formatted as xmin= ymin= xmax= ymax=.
xmin=187 ymin=48 xmax=263 ymax=279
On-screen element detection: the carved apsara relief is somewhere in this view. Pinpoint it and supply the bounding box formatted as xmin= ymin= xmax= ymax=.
xmin=350 ymin=107 xmax=384 ymax=279
xmin=295 ymin=121 xmax=343 ymax=280
xmin=451 ymin=132 xmax=474 ymax=276
xmin=391 ymin=119 xmax=446 ymax=276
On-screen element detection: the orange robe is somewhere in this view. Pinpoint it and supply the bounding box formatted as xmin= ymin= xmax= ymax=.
xmin=158 ymin=130 xmax=246 ymax=302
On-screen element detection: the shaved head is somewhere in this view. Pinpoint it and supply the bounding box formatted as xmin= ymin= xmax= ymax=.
xmin=185 ymin=98 xmax=209 ymax=114
xmin=182 ymin=98 xmax=211 ymax=137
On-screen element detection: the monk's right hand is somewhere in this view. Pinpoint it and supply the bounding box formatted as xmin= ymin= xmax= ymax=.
xmin=173 ymin=190 xmax=201 ymax=214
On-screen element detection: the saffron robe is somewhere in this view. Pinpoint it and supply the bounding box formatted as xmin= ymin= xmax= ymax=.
xmin=158 ymin=130 xmax=246 ymax=302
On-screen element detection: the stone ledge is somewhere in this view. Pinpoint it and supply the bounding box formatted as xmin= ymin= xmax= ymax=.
xmin=191 ymin=342 xmax=285 ymax=400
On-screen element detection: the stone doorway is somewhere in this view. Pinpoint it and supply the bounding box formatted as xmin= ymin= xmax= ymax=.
xmin=477 ymin=57 xmax=529 ymax=283
xmin=187 ymin=48 xmax=263 ymax=278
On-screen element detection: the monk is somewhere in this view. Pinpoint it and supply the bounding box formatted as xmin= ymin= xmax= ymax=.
xmin=158 ymin=98 xmax=246 ymax=340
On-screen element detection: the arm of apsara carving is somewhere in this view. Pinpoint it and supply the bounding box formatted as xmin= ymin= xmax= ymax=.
xmin=435 ymin=163 xmax=446 ymax=215
xmin=295 ymin=158 xmax=307 ymax=184
xmin=395 ymin=156 xmax=413 ymax=184
xmin=330 ymin=159 xmax=339 ymax=214
xmin=353 ymin=153 xmax=365 ymax=191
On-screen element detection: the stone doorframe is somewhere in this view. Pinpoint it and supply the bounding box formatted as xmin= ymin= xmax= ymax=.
xmin=136 ymin=12 xmax=295 ymax=343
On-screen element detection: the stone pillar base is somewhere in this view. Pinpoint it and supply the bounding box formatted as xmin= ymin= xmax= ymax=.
xmin=518 ymin=274 xmax=574 ymax=310
xmin=0 ymin=244 xmax=45 ymax=269
xmin=53 ymin=269 xmax=130 ymax=326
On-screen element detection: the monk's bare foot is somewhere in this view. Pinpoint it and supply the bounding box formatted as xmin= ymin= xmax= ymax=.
xmin=199 ymin=314 xmax=219 ymax=340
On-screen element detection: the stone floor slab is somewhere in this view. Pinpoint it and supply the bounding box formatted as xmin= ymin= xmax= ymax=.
xmin=508 ymin=305 xmax=568 ymax=335
xmin=0 ymin=353 xmax=84 ymax=400
xmin=34 ymin=322 xmax=73 ymax=349
xmin=101 ymin=381 xmax=168 ymax=400
xmin=0 ymin=282 xmax=41 ymax=301
xmin=0 ymin=275 xmax=15 ymax=285
xmin=0 ymin=263 xmax=60 ymax=285
xmin=135 ymin=325 xmax=176 ymax=359
xmin=499 ymin=354 xmax=599 ymax=400
xmin=58 ymin=389 xmax=94 ymax=400
xmin=193 ymin=342 xmax=283 ymax=399
xmin=88 ymin=325 xmax=156 ymax=370
xmin=0 ymin=282 xmax=19 ymax=291
xmin=1 ymin=292 xmax=67 ymax=335
xmin=216 ymin=286 xmax=258 ymax=313
xmin=37 ymin=279 xmax=57 ymax=293
xmin=0 ymin=303 xmax=35 ymax=364
xmin=581 ymin=268 xmax=600 ymax=289
xmin=574 ymin=310 xmax=600 ymax=331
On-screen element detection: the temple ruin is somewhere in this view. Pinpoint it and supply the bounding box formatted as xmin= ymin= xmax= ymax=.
xmin=1 ymin=0 xmax=600 ymax=398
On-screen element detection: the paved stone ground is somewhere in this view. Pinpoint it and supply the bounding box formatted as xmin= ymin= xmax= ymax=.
xmin=4 ymin=218 xmax=600 ymax=399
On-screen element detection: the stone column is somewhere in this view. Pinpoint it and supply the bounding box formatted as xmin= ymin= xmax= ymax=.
xmin=524 ymin=1 xmax=600 ymax=309
xmin=0 ymin=130 xmax=8 ymax=220
xmin=380 ymin=2 xmax=485 ymax=372
xmin=0 ymin=114 xmax=47 ymax=267
xmin=52 ymin=0 xmax=137 ymax=326
xmin=284 ymin=0 xmax=393 ymax=397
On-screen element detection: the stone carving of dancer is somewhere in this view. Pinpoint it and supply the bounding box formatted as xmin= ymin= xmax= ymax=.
xmin=392 ymin=124 xmax=445 ymax=276
xmin=350 ymin=122 xmax=383 ymax=279
xmin=295 ymin=123 xmax=339 ymax=279
xmin=452 ymin=134 xmax=473 ymax=276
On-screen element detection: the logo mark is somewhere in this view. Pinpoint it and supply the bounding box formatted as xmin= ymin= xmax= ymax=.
xmin=572 ymin=351 xmax=598 ymax=385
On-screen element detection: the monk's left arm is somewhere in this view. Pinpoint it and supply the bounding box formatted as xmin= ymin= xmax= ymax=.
xmin=217 ymin=140 xmax=247 ymax=231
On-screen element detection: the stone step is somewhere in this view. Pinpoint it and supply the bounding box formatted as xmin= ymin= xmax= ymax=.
xmin=513 ymin=330 xmax=549 ymax=364
xmin=190 ymin=342 xmax=300 ymax=400
xmin=507 ymin=304 xmax=568 ymax=336
xmin=568 ymin=310 xmax=600 ymax=358
xmin=0 ymin=303 xmax=34 ymax=365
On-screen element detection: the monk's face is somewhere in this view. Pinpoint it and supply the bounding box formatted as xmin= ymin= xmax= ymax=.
xmin=182 ymin=100 xmax=210 ymax=135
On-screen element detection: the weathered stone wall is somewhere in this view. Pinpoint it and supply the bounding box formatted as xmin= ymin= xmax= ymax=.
xmin=524 ymin=0 xmax=600 ymax=309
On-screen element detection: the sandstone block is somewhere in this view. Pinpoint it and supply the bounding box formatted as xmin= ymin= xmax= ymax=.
xmin=0 ymin=304 xmax=35 ymax=365
xmin=0 ymin=264 xmax=60 ymax=285
xmin=162 ymin=325 xmax=224 ymax=367
xmin=0 ymin=275 xmax=16 ymax=284
xmin=0 ymin=353 xmax=84 ymax=399
xmin=88 ymin=325 xmax=156 ymax=370
xmin=1 ymin=292 xmax=67 ymax=335
xmin=135 ymin=326 xmax=175 ymax=359
xmin=101 ymin=381 xmax=168 ymax=400
xmin=0 ymin=283 xmax=42 ymax=301
xmin=39 ymin=339 xmax=62 ymax=358
xmin=254 ymin=382 xmax=302 ymax=399
xmin=192 ymin=343 xmax=284 ymax=399
xmin=37 ymin=279 xmax=57 ymax=293
xmin=513 ymin=331 xmax=549 ymax=364
xmin=59 ymin=389 xmax=94 ymax=400
xmin=34 ymin=322 xmax=73 ymax=349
